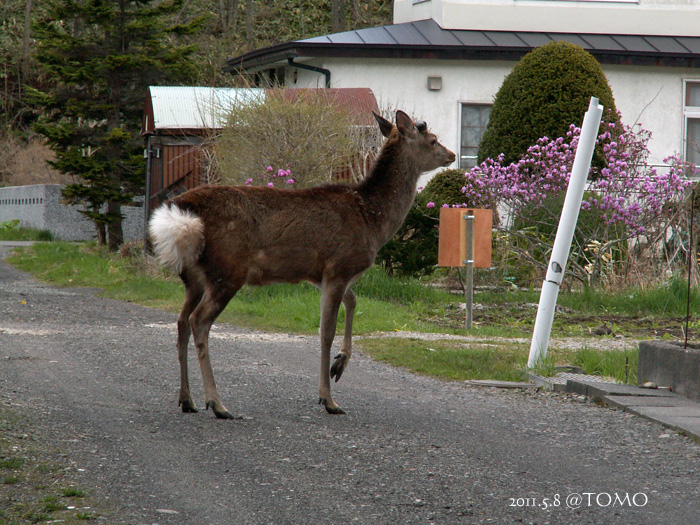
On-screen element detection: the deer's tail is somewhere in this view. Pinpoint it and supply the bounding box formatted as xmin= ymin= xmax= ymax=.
xmin=148 ymin=203 xmax=204 ymax=274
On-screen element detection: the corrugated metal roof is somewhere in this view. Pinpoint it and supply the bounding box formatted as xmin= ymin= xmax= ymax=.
xmin=225 ymin=18 xmax=700 ymax=73
xmin=302 ymin=19 xmax=700 ymax=56
xmin=276 ymin=88 xmax=380 ymax=126
xmin=143 ymin=87 xmax=379 ymax=134
xmin=148 ymin=86 xmax=264 ymax=130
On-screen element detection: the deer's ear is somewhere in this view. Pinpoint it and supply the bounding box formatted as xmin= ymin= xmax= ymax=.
xmin=373 ymin=111 xmax=394 ymax=138
xmin=395 ymin=110 xmax=416 ymax=138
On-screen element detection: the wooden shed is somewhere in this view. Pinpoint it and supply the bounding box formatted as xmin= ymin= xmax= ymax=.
xmin=142 ymin=86 xmax=379 ymax=219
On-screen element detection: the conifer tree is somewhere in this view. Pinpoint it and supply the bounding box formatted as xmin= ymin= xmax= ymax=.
xmin=30 ymin=0 xmax=199 ymax=249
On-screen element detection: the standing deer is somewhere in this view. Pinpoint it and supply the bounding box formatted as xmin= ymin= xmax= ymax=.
xmin=149 ymin=110 xmax=455 ymax=418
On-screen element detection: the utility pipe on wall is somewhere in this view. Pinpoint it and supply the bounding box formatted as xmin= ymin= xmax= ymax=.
xmin=528 ymin=97 xmax=604 ymax=368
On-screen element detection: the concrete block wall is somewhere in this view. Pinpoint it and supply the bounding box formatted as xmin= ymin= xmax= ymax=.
xmin=0 ymin=184 xmax=144 ymax=242
xmin=638 ymin=340 xmax=700 ymax=402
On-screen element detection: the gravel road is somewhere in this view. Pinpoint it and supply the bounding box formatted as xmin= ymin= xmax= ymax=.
xmin=1 ymin=244 xmax=699 ymax=524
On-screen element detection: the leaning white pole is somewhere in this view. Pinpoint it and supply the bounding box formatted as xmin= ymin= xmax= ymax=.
xmin=528 ymin=97 xmax=604 ymax=368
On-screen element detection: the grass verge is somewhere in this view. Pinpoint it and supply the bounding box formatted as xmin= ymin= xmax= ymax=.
xmin=5 ymin=241 xmax=669 ymax=386
xmin=0 ymin=405 xmax=105 ymax=523
xmin=6 ymin=242 xmax=459 ymax=336
xmin=0 ymin=220 xmax=53 ymax=242
xmin=360 ymin=337 xmax=638 ymax=384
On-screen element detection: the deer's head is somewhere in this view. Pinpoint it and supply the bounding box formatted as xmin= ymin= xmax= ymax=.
xmin=373 ymin=110 xmax=456 ymax=172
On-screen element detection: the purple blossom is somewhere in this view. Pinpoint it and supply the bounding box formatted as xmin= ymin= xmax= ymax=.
xmin=461 ymin=119 xmax=693 ymax=233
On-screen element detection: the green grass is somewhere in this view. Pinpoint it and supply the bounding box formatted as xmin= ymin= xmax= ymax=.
xmin=359 ymin=337 xmax=530 ymax=382
xmin=570 ymin=346 xmax=638 ymax=384
xmin=0 ymin=406 xmax=104 ymax=524
xmin=0 ymin=220 xmax=53 ymax=241
xmin=476 ymin=278 xmax=700 ymax=319
xmin=360 ymin=337 xmax=639 ymax=384
xmin=557 ymin=278 xmax=700 ymax=318
xmin=6 ymin=242 xmax=458 ymax=336
xmin=7 ymin=240 xmax=693 ymax=387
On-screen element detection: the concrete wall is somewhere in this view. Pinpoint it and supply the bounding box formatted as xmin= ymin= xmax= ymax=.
xmin=639 ymin=340 xmax=700 ymax=402
xmin=0 ymin=184 xmax=144 ymax=242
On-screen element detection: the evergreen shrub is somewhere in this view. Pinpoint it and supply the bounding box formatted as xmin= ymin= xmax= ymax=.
xmin=478 ymin=41 xmax=618 ymax=166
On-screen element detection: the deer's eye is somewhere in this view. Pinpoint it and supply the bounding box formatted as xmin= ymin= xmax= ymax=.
xmin=430 ymin=139 xmax=437 ymax=146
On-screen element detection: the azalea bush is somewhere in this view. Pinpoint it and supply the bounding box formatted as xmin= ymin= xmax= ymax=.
xmin=461 ymin=120 xmax=696 ymax=288
xmin=244 ymin=165 xmax=296 ymax=187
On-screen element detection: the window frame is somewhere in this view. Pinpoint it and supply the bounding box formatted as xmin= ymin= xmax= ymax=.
xmin=458 ymin=102 xmax=492 ymax=171
xmin=682 ymin=79 xmax=700 ymax=168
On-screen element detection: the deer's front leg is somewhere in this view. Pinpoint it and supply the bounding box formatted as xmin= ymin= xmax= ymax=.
xmin=330 ymin=288 xmax=356 ymax=383
xmin=318 ymin=281 xmax=347 ymax=414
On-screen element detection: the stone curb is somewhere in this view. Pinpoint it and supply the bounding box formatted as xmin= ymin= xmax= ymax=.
xmin=565 ymin=378 xmax=700 ymax=442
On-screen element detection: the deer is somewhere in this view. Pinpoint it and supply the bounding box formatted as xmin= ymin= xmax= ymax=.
xmin=148 ymin=110 xmax=455 ymax=418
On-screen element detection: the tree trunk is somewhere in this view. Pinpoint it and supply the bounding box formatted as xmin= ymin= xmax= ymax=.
xmin=107 ymin=201 xmax=124 ymax=251
xmin=95 ymin=221 xmax=106 ymax=246
xmin=245 ymin=0 xmax=254 ymax=50
xmin=218 ymin=0 xmax=239 ymax=32
xmin=22 ymin=0 xmax=33 ymax=81
xmin=332 ymin=0 xmax=346 ymax=33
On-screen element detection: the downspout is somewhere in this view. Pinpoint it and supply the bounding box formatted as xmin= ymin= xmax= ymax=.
xmin=287 ymin=57 xmax=331 ymax=88
xmin=143 ymin=134 xmax=153 ymax=249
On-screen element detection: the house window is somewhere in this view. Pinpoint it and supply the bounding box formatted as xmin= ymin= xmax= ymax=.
xmin=683 ymin=80 xmax=700 ymax=167
xmin=460 ymin=103 xmax=491 ymax=170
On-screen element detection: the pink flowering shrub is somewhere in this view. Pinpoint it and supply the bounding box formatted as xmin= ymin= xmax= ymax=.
xmin=245 ymin=165 xmax=296 ymax=188
xmin=461 ymin=120 xmax=695 ymax=287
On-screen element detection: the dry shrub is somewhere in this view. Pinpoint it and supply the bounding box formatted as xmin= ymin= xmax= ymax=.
xmin=215 ymin=89 xmax=381 ymax=187
xmin=0 ymin=133 xmax=71 ymax=186
xmin=118 ymin=240 xmax=178 ymax=281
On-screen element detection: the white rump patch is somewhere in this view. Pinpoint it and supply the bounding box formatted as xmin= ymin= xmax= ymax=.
xmin=148 ymin=204 xmax=204 ymax=273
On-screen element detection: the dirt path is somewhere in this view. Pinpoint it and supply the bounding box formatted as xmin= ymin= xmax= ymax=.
xmin=1 ymin=247 xmax=700 ymax=524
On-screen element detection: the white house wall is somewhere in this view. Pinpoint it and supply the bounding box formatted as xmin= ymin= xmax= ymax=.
xmin=394 ymin=0 xmax=700 ymax=37
xmin=604 ymin=65 xmax=694 ymax=166
xmin=288 ymin=57 xmax=512 ymax=184
xmin=287 ymin=58 xmax=700 ymax=174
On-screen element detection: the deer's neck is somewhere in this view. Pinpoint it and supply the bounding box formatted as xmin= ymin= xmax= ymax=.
xmin=357 ymin=141 xmax=421 ymax=248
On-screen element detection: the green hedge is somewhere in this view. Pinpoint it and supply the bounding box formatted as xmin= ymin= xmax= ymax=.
xmin=478 ymin=41 xmax=619 ymax=166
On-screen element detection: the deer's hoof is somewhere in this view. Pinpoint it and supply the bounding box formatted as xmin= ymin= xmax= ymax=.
xmin=330 ymin=353 xmax=349 ymax=383
xmin=206 ymin=401 xmax=243 ymax=420
xmin=215 ymin=410 xmax=243 ymax=420
xmin=319 ymin=397 xmax=346 ymax=415
xmin=179 ymin=399 xmax=199 ymax=413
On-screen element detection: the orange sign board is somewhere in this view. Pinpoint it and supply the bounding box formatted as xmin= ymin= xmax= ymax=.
xmin=437 ymin=208 xmax=493 ymax=268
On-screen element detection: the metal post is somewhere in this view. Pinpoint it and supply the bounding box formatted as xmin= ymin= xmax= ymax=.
xmin=528 ymin=97 xmax=603 ymax=368
xmin=686 ymin=187 xmax=695 ymax=349
xmin=464 ymin=211 xmax=475 ymax=330
xmin=144 ymin=135 xmax=153 ymax=250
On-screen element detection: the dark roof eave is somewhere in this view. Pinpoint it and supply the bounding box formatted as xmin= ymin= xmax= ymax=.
xmin=225 ymin=42 xmax=700 ymax=73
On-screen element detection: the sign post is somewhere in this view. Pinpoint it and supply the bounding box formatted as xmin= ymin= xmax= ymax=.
xmin=438 ymin=208 xmax=492 ymax=329
xmin=464 ymin=211 xmax=475 ymax=329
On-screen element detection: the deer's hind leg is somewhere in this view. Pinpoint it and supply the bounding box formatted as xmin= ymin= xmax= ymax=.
xmin=189 ymin=280 xmax=242 ymax=420
xmin=177 ymin=272 xmax=204 ymax=413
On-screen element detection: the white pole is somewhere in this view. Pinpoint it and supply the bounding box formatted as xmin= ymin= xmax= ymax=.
xmin=528 ymin=97 xmax=604 ymax=368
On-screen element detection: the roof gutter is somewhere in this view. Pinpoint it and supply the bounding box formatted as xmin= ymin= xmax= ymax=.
xmin=287 ymin=57 xmax=331 ymax=88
